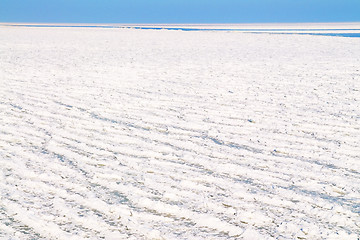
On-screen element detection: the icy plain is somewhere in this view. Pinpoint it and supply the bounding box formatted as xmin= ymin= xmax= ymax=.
xmin=0 ymin=24 xmax=360 ymax=239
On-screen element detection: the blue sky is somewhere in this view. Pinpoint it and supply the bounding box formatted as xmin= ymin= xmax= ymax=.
xmin=1 ymin=0 xmax=360 ymax=23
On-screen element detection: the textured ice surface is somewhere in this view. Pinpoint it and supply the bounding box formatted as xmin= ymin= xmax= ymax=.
xmin=0 ymin=25 xmax=360 ymax=239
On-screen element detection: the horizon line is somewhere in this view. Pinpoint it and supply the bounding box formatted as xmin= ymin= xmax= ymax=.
xmin=2 ymin=21 xmax=360 ymax=25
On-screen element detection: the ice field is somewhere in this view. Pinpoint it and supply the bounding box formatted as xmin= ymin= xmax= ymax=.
xmin=0 ymin=24 xmax=360 ymax=239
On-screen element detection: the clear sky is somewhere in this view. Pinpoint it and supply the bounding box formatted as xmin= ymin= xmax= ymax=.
xmin=1 ymin=0 xmax=360 ymax=23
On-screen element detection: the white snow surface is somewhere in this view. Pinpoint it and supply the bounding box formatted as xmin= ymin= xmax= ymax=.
xmin=0 ymin=25 xmax=360 ymax=239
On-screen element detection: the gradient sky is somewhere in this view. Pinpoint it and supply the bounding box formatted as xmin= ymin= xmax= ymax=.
xmin=1 ymin=0 xmax=360 ymax=23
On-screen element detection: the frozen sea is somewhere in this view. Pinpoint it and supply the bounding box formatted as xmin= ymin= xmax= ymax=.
xmin=0 ymin=23 xmax=360 ymax=239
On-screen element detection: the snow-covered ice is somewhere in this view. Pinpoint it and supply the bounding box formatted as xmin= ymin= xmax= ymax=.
xmin=0 ymin=24 xmax=360 ymax=239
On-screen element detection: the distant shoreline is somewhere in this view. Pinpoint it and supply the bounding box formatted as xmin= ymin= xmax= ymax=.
xmin=2 ymin=22 xmax=360 ymax=38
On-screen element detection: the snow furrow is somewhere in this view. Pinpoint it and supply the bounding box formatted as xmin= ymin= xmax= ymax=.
xmin=1 ymin=26 xmax=360 ymax=239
